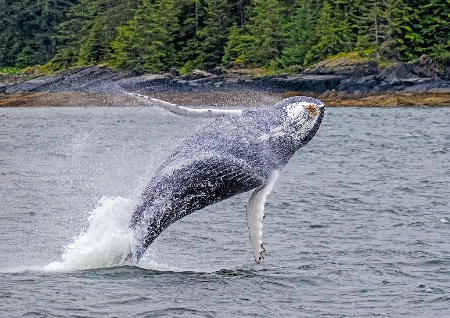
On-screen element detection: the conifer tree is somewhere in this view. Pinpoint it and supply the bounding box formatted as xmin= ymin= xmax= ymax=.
xmin=224 ymin=0 xmax=287 ymax=66
xmin=78 ymin=18 xmax=110 ymax=64
xmin=0 ymin=0 xmax=76 ymax=68
xmin=246 ymin=0 xmax=287 ymax=65
xmin=51 ymin=0 xmax=91 ymax=68
xmin=305 ymin=1 xmax=341 ymax=65
xmin=418 ymin=0 xmax=450 ymax=64
xmin=0 ymin=0 xmax=22 ymax=66
xmin=373 ymin=0 xmax=400 ymax=60
xmin=175 ymin=0 xmax=208 ymax=72
xmin=77 ymin=0 xmax=139 ymax=65
xmin=389 ymin=0 xmax=422 ymax=61
xmin=228 ymin=0 xmax=250 ymax=26
xmin=195 ymin=0 xmax=231 ymax=70
xmin=281 ymin=0 xmax=321 ymax=67
xmin=222 ymin=23 xmax=253 ymax=66
xmin=110 ymin=0 xmax=178 ymax=72
xmin=3 ymin=0 xmax=450 ymax=71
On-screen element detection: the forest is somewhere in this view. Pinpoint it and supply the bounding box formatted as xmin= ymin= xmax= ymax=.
xmin=1 ymin=0 xmax=450 ymax=74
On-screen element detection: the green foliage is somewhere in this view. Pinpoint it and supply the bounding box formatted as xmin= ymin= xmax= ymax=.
xmin=109 ymin=0 xmax=179 ymax=72
xmin=222 ymin=23 xmax=251 ymax=66
xmin=251 ymin=0 xmax=287 ymax=65
xmin=223 ymin=0 xmax=289 ymax=67
xmin=179 ymin=60 xmax=195 ymax=75
xmin=81 ymin=0 xmax=139 ymax=65
xmin=194 ymin=0 xmax=231 ymax=70
xmin=0 ymin=66 xmax=20 ymax=75
xmin=430 ymin=41 xmax=450 ymax=65
xmin=281 ymin=0 xmax=320 ymax=67
xmin=305 ymin=1 xmax=339 ymax=65
xmin=2 ymin=0 xmax=450 ymax=71
xmin=0 ymin=0 xmax=76 ymax=68
xmin=15 ymin=47 xmax=38 ymax=68
xmin=49 ymin=0 xmax=90 ymax=69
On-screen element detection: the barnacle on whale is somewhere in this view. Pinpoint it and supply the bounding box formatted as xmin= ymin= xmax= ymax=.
xmin=306 ymin=104 xmax=319 ymax=118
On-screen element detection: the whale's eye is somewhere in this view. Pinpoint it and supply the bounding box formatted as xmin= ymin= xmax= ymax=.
xmin=306 ymin=104 xmax=318 ymax=118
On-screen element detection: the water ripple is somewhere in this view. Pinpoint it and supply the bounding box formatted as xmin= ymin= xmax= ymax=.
xmin=1 ymin=106 xmax=450 ymax=317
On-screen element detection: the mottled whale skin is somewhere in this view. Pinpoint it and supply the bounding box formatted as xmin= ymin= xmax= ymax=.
xmin=128 ymin=95 xmax=325 ymax=263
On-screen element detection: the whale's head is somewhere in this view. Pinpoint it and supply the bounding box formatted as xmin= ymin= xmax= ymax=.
xmin=279 ymin=96 xmax=325 ymax=146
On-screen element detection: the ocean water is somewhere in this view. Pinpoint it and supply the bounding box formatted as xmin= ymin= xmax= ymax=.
xmin=0 ymin=105 xmax=449 ymax=317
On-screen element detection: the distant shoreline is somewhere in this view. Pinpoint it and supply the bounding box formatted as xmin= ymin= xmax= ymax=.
xmin=2 ymin=55 xmax=450 ymax=107
xmin=2 ymin=90 xmax=450 ymax=108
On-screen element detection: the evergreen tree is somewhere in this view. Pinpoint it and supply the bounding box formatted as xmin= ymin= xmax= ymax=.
xmin=374 ymin=0 xmax=400 ymax=60
xmin=110 ymin=0 xmax=179 ymax=72
xmin=223 ymin=0 xmax=287 ymax=66
xmin=305 ymin=1 xmax=342 ymax=65
xmin=195 ymin=0 xmax=231 ymax=70
xmin=419 ymin=0 xmax=450 ymax=64
xmin=51 ymin=0 xmax=91 ymax=69
xmin=222 ymin=23 xmax=249 ymax=65
xmin=390 ymin=0 xmax=422 ymax=61
xmin=78 ymin=17 xmax=110 ymax=64
xmin=246 ymin=0 xmax=287 ymax=65
xmin=367 ymin=0 xmax=384 ymax=50
xmin=0 ymin=0 xmax=19 ymax=66
xmin=228 ymin=0 xmax=251 ymax=26
xmin=3 ymin=0 xmax=450 ymax=71
xmin=345 ymin=0 xmax=374 ymax=51
xmin=175 ymin=0 xmax=206 ymax=71
xmin=281 ymin=0 xmax=321 ymax=67
xmin=0 ymin=0 xmax=76 ymax=68
xmin=77 ymin=0 xmax=139 ymax=65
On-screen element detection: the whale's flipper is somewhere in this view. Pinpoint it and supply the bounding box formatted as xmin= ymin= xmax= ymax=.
xmin=126 ymin=92 xmax=243 ymax=117
xmin=246 ymin=170 xmax=279 ymax=263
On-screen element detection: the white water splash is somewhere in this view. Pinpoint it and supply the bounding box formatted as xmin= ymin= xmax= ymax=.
xmin=439 ymin=217 xmax=450 ymax=224
xmin=44 ymin=197 xmax=136 ymax=272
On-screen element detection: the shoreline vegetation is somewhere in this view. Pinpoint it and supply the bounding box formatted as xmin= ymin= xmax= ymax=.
xmin=2 ymin=0 xmax=450 ymax=107
xmin=1 ymin=54 xmax=450 ymax=107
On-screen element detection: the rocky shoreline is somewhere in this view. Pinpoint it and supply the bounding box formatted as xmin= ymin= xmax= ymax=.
xmin=1 ymin=55 xmax=450 ymax=107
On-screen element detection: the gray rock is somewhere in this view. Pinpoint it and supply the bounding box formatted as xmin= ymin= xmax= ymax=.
xmin=115 ymin=74 xmax=170 ymax=90
xmin=182 ymin=70 xmax=215 ymax=81
xmin=303 ymin=57 xmax=378 ymax=76
xmin=208 ymin=67 xmax=226 ymax=76
xmin=265 ymin=75 xmax=346 ymax=93
xmin=427 ymin=87 xmax=450 ymax=94
xmin=402 ymin=83 xmax=435 ymax=93
xmin=6 ymin=78 xmax=46 ymax=93
xmin=370 ymin=81 xmax=391 ymax=94
xmin=2 ymin=56 xmax=449 ymax=101
xmin=427 ymin=82 xmax=450 ymax=94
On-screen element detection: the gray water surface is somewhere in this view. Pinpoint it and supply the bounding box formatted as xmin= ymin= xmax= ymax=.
xmin=0 ymin=106 xmax=449 ymax=317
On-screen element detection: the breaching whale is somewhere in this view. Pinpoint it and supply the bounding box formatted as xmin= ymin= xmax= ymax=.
xmin=126 ymin=93 xmax=325 ymax=263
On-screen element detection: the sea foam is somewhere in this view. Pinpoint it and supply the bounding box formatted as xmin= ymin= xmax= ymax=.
xmin=44 ymin=197 xmax=136 ymax=271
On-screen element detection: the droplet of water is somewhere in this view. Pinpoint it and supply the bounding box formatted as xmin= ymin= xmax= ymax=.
xmin=439 ymin=217 xmax=449 ymax=224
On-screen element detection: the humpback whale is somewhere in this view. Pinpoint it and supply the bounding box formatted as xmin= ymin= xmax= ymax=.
xmin=126 ymin=93 xmax=325 ymax=263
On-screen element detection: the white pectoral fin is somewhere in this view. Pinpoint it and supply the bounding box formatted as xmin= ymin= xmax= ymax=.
xmin=246 ymin=170 xmax=279 ymax=264
xmin=126 ymin=92 xmax=243 ymax=117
